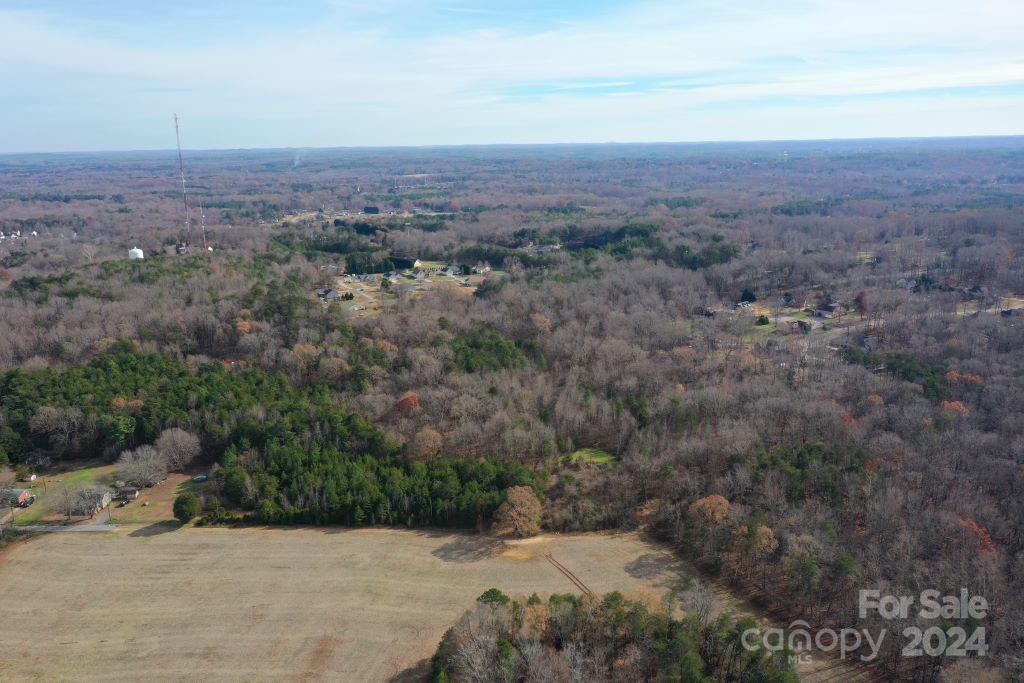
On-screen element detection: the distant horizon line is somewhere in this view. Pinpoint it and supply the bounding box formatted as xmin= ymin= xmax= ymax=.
xmin=3 ymin=133 xmax=1024 ymax=157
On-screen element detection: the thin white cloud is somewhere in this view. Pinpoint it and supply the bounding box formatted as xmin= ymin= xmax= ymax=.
xmin=0 ymin=0 xmax=1021 ymax=151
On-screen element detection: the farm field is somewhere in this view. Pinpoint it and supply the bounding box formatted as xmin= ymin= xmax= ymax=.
xmin=0 ymin=527 xmax=865 ymax=682
xmin=0 ymin=528 xmax=689 ymax=681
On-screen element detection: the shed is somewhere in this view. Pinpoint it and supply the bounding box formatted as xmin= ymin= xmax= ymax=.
xmin=1 ymin=489 xmax=35 ymax=507
xmin=118 ymin=488 xmax=140 ymax=501
xmin=128 ymin=247 xmax=145 ymax=260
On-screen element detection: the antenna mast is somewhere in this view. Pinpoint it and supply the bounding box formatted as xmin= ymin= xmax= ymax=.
xmin=174 ymin=113 xmax=191 ymax=245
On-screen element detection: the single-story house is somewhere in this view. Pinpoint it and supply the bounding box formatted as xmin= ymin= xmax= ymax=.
xmin=816 ymin=303 xmax=844 ymax=319
xmin=316 ymin=288 xmax=341 ymax=301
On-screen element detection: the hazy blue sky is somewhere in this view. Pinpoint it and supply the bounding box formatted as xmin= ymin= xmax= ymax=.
xmin=1 ymin=0 xmax=1022 ymax=152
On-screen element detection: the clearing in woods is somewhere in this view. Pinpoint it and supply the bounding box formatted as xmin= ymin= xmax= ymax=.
xmin=0 ymin=527 xmax=867 ymax=681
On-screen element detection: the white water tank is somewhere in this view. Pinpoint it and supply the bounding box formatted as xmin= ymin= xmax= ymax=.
xmin=128 ymin=247 xmax=144 ymax=260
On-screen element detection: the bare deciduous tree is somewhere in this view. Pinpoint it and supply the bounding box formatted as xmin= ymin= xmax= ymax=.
xmin=408 ymin=426 xmax=443 ymax=460
xmin=117 ymin=445 xmax=168 ymax=488
xmin=155 ymin=428 xmax=201 ymax=472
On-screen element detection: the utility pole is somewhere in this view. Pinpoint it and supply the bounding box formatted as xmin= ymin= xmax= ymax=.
xmin=174 ymin=113 xmax=191 ymax=245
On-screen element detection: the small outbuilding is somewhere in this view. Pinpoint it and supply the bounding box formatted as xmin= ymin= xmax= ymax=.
xmin=1 ymin=488 xmax=36 ymax=507
xmin=119 ymin=488 xmax=140 ymax=501
xmin=128 ymin=247 xmax=145 ymax=260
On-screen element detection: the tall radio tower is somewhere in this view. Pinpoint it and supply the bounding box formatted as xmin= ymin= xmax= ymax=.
xmin=198 ymin=199 xmax=208 ymax=250
xmin=174 ymin=113 xmax=191 ymax=245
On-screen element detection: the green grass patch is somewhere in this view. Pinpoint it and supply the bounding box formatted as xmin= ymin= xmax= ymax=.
xmin=746 ymin=323 xmax=779 ymax=342
xmin=855 ymin=251 xmax=876 ymax=265
xmin=570 ymin=448 xmax=619 ymax=465
xmin=61 ymin=465 xmax=116 ymax=488
xmin=9 ymin=503 xmax=49 ymax=525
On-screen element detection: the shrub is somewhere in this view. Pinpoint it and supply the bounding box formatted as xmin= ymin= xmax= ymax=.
xmin=477 ymin=588 xmax=510 ymax=606
xmin=173 ymin=492 xmax=201 ymax=524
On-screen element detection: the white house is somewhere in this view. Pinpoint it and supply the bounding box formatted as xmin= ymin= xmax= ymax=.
xmin=128 ymin=247 xmax=144 ymax=260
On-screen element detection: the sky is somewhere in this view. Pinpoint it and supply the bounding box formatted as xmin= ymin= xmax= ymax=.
xmin=1 ymin=0 xmax=1023 ymax=153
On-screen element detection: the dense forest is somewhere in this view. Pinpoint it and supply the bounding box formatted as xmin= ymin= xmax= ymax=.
xmin=2 ymin=139 xmax=1024 ymax=679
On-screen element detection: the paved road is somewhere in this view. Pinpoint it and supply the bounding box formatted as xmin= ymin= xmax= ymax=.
xmin=8 ymin=507 xmax=116 ymax=533
xmin=10 ymin=523 xmax=117 ymax=533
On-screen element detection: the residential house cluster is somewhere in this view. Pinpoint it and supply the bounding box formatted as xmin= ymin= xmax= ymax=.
xmin=0 ymin=230 xmax=37 ymax=242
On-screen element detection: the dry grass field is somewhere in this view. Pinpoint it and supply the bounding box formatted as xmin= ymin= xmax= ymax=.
xmin=0 ymin=527 xmax=704 ymax=681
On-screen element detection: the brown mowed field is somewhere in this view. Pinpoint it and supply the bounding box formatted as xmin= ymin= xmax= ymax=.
xmin=0 ymin=527 xmax=696 ymax=682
